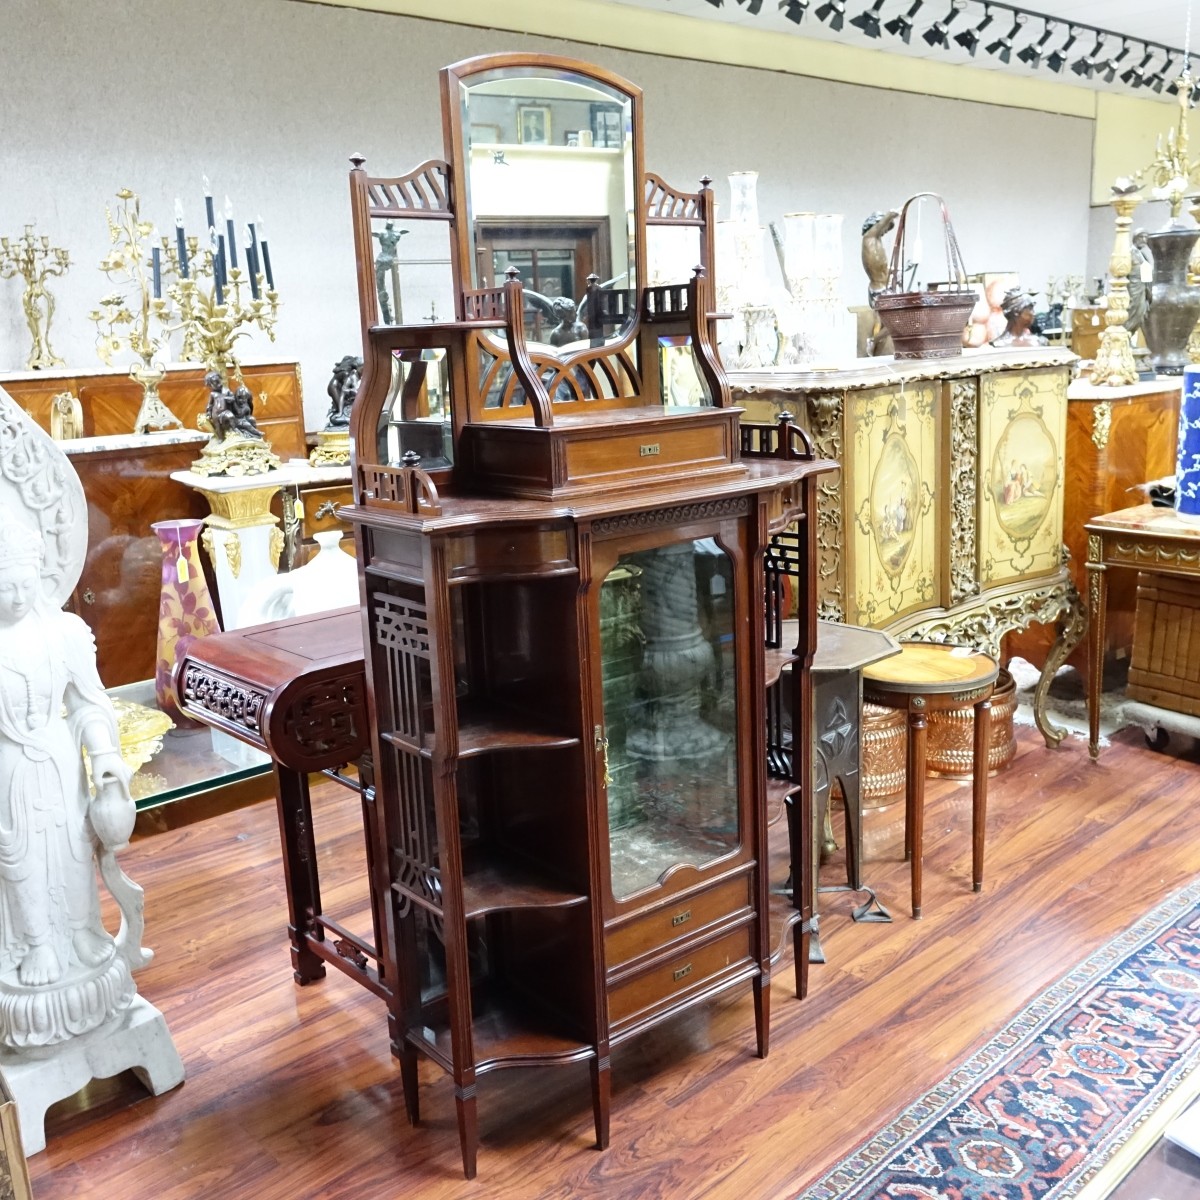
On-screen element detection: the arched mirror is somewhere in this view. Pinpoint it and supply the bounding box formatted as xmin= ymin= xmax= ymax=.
xmin=444 ymin=57 xmax=643 ymax=359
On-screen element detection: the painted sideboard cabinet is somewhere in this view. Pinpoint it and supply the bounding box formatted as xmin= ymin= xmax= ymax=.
xmin=730 ymin=347 xmax=1085 ymax=746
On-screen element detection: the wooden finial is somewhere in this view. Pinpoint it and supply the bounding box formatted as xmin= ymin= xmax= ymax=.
xmin=505 ymin=265 xmax=521 ymax=281
xmin=402 ymin=450 xmax=421 ymax=467
xmin=350 ymin=154 xmax=366 ymax=170
xmin=700 ymin=175 xmax=713 ymax=190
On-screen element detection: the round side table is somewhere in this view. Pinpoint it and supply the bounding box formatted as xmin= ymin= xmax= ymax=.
xmin=862 ymin=643 xmax=998 ymax=919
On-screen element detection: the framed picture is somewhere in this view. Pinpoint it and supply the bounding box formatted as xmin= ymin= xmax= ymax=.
xmin=469 ymin=122 xmax=502 ymax=145
xmin=590 ymin=103 xmax=624 ymax=149
xmin=517 ymin=105 xmax=551 ymax=145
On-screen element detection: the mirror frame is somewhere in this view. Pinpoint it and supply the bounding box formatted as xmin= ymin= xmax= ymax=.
xmin=439 ymin=53 xmax=647 ymax=354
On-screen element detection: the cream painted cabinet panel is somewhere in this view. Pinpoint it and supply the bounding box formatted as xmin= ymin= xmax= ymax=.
xmin=978 ymin=367 xmax=1066 ymax=587
xmin=846 ymin=383 xmax=940 ymax=628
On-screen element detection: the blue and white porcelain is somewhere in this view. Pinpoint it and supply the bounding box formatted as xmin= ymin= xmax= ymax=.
xmin=1178 ymin=365 xmax=1200 ymax=521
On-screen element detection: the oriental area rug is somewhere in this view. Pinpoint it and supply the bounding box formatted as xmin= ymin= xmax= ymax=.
xmin=797 ymin=880 xmax=1200 ymax=1200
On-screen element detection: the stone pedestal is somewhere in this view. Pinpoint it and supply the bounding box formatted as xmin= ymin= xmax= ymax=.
xmin=0 ymin=996 xmax=184 ymax=1155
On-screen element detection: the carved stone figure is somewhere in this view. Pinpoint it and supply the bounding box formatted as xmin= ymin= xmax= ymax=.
xmin=1126 ymin=231 xmax=1150 ymax=334
xmin=0 ymin=385 xmax=183 ymax=1153
xmin=325 ymin=355 xmax=363 ymax=430
xmin=991 ymin=289 xmax=1048 ymax=349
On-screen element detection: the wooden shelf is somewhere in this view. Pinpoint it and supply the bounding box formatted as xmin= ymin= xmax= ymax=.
xmin=380 ymin=701 xmax=581 ymax=758
xmin=765 ymin=646 xmax=797 ymax=689
xmin=766 ymin=776 xmax=799 ymax=827
xmin=412 ymin=985 xmax=595 ymax=1074
xmin=460 ymin=858 xmax=589 ymax=918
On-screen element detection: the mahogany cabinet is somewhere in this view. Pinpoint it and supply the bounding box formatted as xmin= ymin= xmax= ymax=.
xmin=340 ymin=51 xmax=833 ymax=1177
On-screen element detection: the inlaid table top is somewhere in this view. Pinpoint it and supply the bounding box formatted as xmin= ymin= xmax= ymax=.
xmin=863 ymin=642 xmax=998 ymax=694
xmin=1086 ymin=503 xmax=1200 ymax=540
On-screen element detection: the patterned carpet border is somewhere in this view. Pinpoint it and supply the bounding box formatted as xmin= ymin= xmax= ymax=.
xmin=797 ymin=878 xmax=1200 ymax=1200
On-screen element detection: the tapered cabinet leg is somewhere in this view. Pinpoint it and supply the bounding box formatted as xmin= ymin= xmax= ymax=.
xmin=907 ymin=707 xmax=927 ymax=919
xmin=972 ymin=697 xmax=992 ymax=893
xmin=753 ymin=972 xmax=771 ymax=1058
xmin=455 ymin=1083 xmax=479 ymax=1180
xmin=400 ymin=1045 xmax=420 ymax=1125
xmin=272 ymin=765 xmax=326 ymax=985
xmin=590 ymin=1057 xmax=611 ymax=1149
xmin=793 ymin=924 xmax=810 ymax=999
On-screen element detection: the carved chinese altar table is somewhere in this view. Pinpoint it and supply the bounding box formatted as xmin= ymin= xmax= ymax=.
xmin=730 ymin=347 xmax=1086 ymax=746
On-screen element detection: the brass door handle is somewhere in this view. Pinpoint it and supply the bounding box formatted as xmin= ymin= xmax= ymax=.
xmin=315 ymin=501 xmax=339 ymax=519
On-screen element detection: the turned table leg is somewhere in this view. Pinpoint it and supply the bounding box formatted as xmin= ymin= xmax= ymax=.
xmin=906 ymin=703 xmax=928 ymax=919
xmin=972 ymin=696 xmax=992 ymax=893
xmin=1086 ymin=539 xmax=1107 ymax=760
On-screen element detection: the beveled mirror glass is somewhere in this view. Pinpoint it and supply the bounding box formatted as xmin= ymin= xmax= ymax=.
xmin=454 ymin=66 xmax=638 ymax=357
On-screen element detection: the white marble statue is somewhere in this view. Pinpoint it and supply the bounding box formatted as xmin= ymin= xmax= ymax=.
xmin=0 ymin=386 xmax=183 ymax=1154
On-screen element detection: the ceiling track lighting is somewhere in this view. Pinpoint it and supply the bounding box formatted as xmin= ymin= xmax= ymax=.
xmin=1121 ymin=47 xmax=1153 ymax=87
xmin=849 ymin=0 xmax=886 ymax=38
xmin=953 ymin=4 xmax=993 ymax=56
xmin=985 ymin=12 xmax=1025 ymax=64
xmin=1098 ymin=40 xmax=1132 ymax=84
xmin=815 ymin=0 xmax=845 ymax=31
xmin=1071 ymin=32 xmax=1106 ymax=79
xmin=1016 ymin=18 xmax=1054 ymax=68
xmin=1045 ymin=26 xmax=1078 ymax=74
xmin=1147 ymin=52 xmax=1174 ymax=93
xmin=779 ymin=0 xmax=809 ymax=25
xmin=736 ymin=0 xmax=765 ymax=13
xmin=922 ymin=0 xmax=966 ymax=48
xmin=883 ymin=0 xmax=923 ymax=43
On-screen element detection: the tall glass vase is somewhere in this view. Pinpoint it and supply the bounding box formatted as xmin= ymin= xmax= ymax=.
xmin=151 ymin=519 xmax=221 ymax=726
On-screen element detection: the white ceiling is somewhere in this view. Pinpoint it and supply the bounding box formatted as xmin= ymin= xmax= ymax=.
xmin=602 ymin=0 xmax=1196 ymax=96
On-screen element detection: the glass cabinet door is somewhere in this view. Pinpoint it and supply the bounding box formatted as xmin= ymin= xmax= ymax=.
xmin=599 ymin=537 xmax=739 ymax=902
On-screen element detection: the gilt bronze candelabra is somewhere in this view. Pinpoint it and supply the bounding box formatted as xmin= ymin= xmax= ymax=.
xmin=0 ymin=225 xmax=70 ymax=370
xmin=1137 ymin=71 xmax=1200 ymax=225
xmin=90 ymin=189 xmax=184 ymax=434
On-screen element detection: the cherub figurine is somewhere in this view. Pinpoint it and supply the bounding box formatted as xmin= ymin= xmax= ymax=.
xmin=861 ymin=210 xmax=899 ymax=357
xmin=991 ymin=289 xmax=1048 ymax=348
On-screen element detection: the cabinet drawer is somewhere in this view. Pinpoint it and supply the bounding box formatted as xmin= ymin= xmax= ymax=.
xmin=608 ymin=924 xmax=754 ymax=1031
xmin=606 ymin=874 xmax=751 ymax=971
xmin=299 ymin=484 xmax=353 ymax=535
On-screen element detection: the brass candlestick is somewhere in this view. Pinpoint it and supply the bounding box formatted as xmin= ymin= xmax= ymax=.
xmin=91 ymin=189 xmax=184 ymax=434
xmin=1090 ymin=181 xmax=1141 ymax=387
xmin=162 ymin=231 xmax=281 ymax=476
xmin=1137 ymin=72 xmax=1200 ymax=224
xmin=0 ymin=225 xmax=70 ymax=370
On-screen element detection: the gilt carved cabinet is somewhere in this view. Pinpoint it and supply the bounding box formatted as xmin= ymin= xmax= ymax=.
xmin=730 ymin=348 xmax=1085 ymax=745
xmin=341 ymin=52 xmax=833 ymax=1177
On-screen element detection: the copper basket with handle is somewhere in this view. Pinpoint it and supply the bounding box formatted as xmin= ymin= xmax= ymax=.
xmin=874 ymin=192 xmax=977 ymax=360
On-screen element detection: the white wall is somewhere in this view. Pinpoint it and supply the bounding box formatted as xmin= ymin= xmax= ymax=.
xmin=0 ymin=0 xmax=1093 ymax=428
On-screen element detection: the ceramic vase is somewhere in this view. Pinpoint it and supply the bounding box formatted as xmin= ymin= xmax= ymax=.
xmin=1179 ymin=366 xmax=1200 ymax=522
xmin=151 ymin=519 xmax=220 ymax=726
xmin=1142 ymin=229 xmax=1200 ymax=375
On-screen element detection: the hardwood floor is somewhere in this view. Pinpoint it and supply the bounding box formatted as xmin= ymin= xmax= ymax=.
xmin=29 ymin=724 xmax=1200 ymax=1200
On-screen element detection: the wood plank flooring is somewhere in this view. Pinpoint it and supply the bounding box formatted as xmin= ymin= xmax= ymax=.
xmin=28 ymin=724 xmax=1200 ymax=1200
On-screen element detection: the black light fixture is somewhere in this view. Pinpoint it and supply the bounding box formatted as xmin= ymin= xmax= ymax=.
xmin=1098 ymin=39 xmax=1132 ymax=84
xmin=702 ymin=0 xmax=723 ymax=8
xmin=1147 ymin=52 xmax=1174 ymax=92
xmin=1017 ymin=18 xmax=1054 ymax=68
xmin=884 ymin=0 xmax=923 ymax=43
xmin=1071 ymin=32 xmax=1106 ymax=78
xmin=849 ymin=0 xmax=886 ymax=38
xmin=922 ymin=0 xmax=966 ymax=48
xmin=815 ymin=0 xmax=845 ymax=30
xmin=780 ymin=0 xmax=809 ymax=24
xmin=1121 ymin=46 xmax=1154 ymax=87
xmin=1046 ymin=26 xmax=1078 ymax=74
xmin=954 ymin=4 xmax=993 ymax=56
xmin=985 ymin=12 xmax=1026 ymax=64
xmin=738 ymin=0 xmax=765 ymax=13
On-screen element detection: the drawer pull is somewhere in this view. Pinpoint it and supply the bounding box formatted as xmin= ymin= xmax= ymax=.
xmin=673 ymin=962 xmax=693 ymax=983
xmin=671 ymin=909 xmax=692 ymax=928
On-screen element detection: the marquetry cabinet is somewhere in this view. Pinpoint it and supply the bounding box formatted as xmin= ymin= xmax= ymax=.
xmin=730 ymin=347 xmax=1084 ymax=746
xmin=1008 ymin=377 xmax=1180 ymax=681
xmin=0 ymin=362 xmax=311 ymax=685
xmin=340 ymin=51 xmax=833 ymax=1178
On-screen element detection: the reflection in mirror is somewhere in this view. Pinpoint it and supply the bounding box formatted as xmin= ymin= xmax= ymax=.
xmin=369 ymin=217 xmax=456 ymax=328
xmin=459 ymin=67 xmax=637 ymax=359
xmin=382 ymin=348 xmax=454 ymax=468
xmin=658 ymin=337 xmax=712 ymax=409
xmin=600 ymin=539 xmax=738 ymax=901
